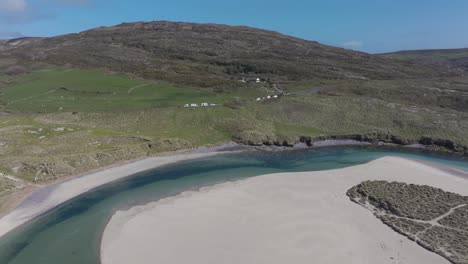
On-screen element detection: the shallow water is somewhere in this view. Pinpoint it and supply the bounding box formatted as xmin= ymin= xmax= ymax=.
xmin=0 ymin=147 xmax=467 ymax=264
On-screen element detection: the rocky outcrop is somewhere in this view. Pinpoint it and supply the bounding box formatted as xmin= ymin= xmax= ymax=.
xmin=232 ymin=130 xmax=300 ymax=147
xmin=418 ymin=136 xmax=466 ymax=153
xmin=347 ymin=181 xmax=468 ymax=264
xmin=234 ymin=132 xmax=468 ymax=155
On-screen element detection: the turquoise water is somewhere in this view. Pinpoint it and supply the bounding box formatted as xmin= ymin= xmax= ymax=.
xmin=0 ymin=147 xmax=467 ymax=264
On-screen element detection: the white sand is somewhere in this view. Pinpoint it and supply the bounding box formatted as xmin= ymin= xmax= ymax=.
xmin=101 ymin=156 xmax=468 ymax=264
xmin=0 ymin=151 xmax=223 ymax=238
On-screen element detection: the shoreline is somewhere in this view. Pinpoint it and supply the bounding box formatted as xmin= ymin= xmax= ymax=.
xmin=101 ymin=157 xmax=468 ymax=264
xmin=0 ymin=143 xmax=242 ymax=238
xmin=0 ymin=139 xmax=468 ymax=237
xmin=0 ymin=141 xmax=466 ymax=239
xmin=405 ymin=157 xmax=468 ymax=179
xmin=0 ymin=140 xmax=422 ymax=219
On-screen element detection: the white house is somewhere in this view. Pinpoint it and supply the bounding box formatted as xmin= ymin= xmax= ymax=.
xmin=201 ymin=103 xmax=209 ymax=107
xmin=256 ymin=98 xmax=262 ymax=101
xmin=190 ymin=103 xmax=199 ymax=107
xmin=184 ymin=104 xmax=190 ymax=108
xmin=266 ymin=96 xmax=271 ymax=99
xmin=273 ymin=95 xmax=278 ymax=98
xmin=242 ymin=77 xmax=262 ymax=83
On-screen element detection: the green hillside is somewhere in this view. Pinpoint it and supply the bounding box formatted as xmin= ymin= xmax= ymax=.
xmin=0 ymin=67 xmax=259 ymax=113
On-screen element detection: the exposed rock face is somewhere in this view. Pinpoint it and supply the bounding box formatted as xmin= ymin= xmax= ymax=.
xmin=232 ymin=130 xmax=299 ymax=147
xmin=234 ymin=132 xmax=468 ymax=156
xmin=347 ymin=181 xmax=468 ymax=264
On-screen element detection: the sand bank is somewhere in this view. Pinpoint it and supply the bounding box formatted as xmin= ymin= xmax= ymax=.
xmin=0 ymin=144 xmax=239 ymax=238
xmin=101 ymin=156 xmax=468 ymax=264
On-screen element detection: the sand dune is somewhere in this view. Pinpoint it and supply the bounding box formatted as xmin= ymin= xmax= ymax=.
xmin=101 ymin=156 xmax=468 ymax=264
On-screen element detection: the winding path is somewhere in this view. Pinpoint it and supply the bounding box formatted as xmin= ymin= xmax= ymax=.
xmin=127 ymin=83 xmax=150 ymax=94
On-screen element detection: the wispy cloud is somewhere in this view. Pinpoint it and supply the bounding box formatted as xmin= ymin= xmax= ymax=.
xmin=0 ymin=0 xmax=92 ymax=24
xmin=343 ymin=40 xmax=364 ymax=49
xmin=0 ymin=10 xmax=54 ymax=24
xmin=0 ymin=0 xmax=27 ymax=12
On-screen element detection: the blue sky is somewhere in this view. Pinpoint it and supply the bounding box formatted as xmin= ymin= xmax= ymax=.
xmin=0 ymin=0 xmax=467 ymax=53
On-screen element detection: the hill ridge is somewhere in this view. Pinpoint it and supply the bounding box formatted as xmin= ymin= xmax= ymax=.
xmin=0 ymin=21 xmax=457 ymax=87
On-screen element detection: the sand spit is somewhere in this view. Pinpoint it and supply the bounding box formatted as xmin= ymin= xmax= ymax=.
xmin=101 ymin=156 xmax=468 ymax=264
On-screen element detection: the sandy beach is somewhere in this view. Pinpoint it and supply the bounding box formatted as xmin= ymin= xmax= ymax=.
xmin=0 ymin=144 xmax=239 ymax=238
xmin=101 ymin=156 xmax=468 ymax=264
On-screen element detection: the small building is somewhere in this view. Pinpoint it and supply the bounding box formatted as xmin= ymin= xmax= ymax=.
xmin=184 ymin=104 xmax=190 ymax=108
xmin=201 ymin=103 xmax=209 ymax=107
xmin=241 ymin=77 xmax=262 ymax=83
xmin=190 ymin=103 xmax=199 ymax=107
xmin=266 ymin=96 xmax=271 ymax=99
xmin=256 ymin=98 xmax=262 ymax=101
xmin=273 ymin=95 xmax=278 ymax=98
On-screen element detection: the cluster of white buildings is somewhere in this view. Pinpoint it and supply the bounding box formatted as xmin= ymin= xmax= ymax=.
xmin=256 ymin=95 xmax=280 ymax=101
xmin=183 ymin=103 xmax=217 ymax=108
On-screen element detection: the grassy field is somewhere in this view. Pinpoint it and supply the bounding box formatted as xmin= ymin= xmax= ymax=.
xmin=0 ymin=67 xmax=266 ymax=113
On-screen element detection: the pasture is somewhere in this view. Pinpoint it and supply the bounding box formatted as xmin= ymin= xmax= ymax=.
xmin=0 ymin=67 xmax=243 ymax=113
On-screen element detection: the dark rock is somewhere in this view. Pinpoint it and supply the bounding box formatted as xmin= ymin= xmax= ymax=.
xmin=419 ymin=136 xmax=434 ymax=145
xmin=390 ymin=135 xmax=411 ymax=145
xmin=236 ymin=133 xmax=467 ymax=156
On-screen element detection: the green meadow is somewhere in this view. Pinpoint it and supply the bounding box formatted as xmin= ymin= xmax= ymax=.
xmin=0 ymin=67 xmax=251 ymax=113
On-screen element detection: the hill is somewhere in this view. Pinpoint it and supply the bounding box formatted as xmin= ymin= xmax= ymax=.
xmin=378 ymin=48 xmax=468 ymax=72
xmin=0 ymin=21 xmax=456 ymax=88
